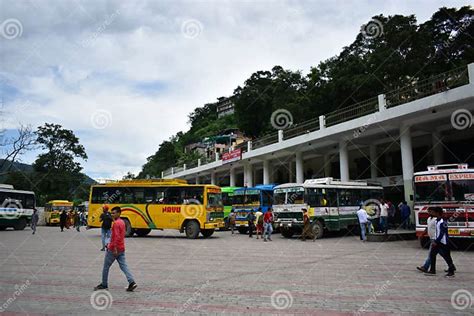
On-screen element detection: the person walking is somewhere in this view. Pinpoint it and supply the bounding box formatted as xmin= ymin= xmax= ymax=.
xmin=417 ymin=207 xmax=437 ymax=273
xmin=94 ymin=206 xmax=137 ymax=291
xmin=247 ymin=210 xmax=256 ymax=238
xmin=379 ymin=200 xmax=389 ymax=234
xmin=59 ymin=210 xmax=67 ymax=232
xmin=399 ymin=201 xmax=411 ymax=229
xmin=74 ymin=211 xmax=81 ymax=232
xmin=228 ymin=210 xmax=236 ymax=234
xmin=31 ymin=208 xmax=39 ymax=235
xmin=425 ymin=207 xmax=456 ymax=277
xmin=263 ymin=208 xmax=274 ymax=242
xmin=300 ymin=209 xmax=314 ymax=241
xmin=357 ymin=205 xmax=369 ymax=241
xmin=387 ymin=200 xmax=396 ymax=229
xmin=100 ymin=205 xmax=113 ymax=251
xmin=255 ymin=208 xmax=264 ymax=239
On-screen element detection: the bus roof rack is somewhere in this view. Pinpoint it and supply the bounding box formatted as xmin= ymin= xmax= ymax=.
xmin=427 ymin=164 xmax=468 ymax=171
xmin=304 ymin=177 xmax=376 ymax=186
xmin=0 ymin=184 xmax=14 ymax=190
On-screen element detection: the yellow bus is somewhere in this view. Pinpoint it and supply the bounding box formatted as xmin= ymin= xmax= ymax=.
xmin=87 ymin=179 xmax=224 ymax=238
xmin=45 ymin=200 xmax=73 ymax=225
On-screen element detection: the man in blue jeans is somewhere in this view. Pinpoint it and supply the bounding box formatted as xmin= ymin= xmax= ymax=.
xmin=99 ymin=205 xmax=112 ymax=251
xmin=263 ymin=208 xmax=274 ymax=242
xmin=417 ymin=208 xmax=436 ymax=272
xmin=95 ymin=206 xmax=137 ymax=291
xmin=357 ymin=205 xmax=369 ymax=241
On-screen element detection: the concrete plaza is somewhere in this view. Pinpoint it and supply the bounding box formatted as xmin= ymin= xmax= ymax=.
xmin=0 ymin=226 xmax=473 ymax=315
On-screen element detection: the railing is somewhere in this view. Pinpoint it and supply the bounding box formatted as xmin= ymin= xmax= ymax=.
xmin=385 ymin=66 xmax=469 ymax=108
xmin=325 ymin=97 xmax=379 ymax=127
xmin=283 ymin=117 xmax=320 ymax=140
xmin=252 ymin=132 xmax=279 ymax=149
xmin=163 ymin=168 xmax=173 ymax=177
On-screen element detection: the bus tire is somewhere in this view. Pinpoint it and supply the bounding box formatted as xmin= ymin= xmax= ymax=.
xmin=0 ymin=226 xmax=6 ymax=231
xmin=312 ymin=221 xmax=324 ymax=239
xmin=14 ymin=218 xmax=27 ymax=231
xmin=185 ymin=221 xmax=200 ymax=239
xmin=281 ymin=227 xmax=294 ymax=238
xmin=135 ymin=228 xmax=151 ymax=237
xmin=238 ymin=227 xmax=248 ymax=234
xmin=122 ymin=218 xmax=133 ymax=237
xmin=419 ymin=237 xmax=430 ymax=249
xmin=201 ymin=229 xmax=214 ymax=238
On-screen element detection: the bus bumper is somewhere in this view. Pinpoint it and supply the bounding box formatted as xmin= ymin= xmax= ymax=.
xmin=235 ymin=220 xmax=248 ymax=227
xmin=204 ymin=222 xmax=223 ymax=229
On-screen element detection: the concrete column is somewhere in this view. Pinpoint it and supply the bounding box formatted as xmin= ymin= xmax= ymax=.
xmin=278 ymin=130 xmax=284 ymax=142
xmin=229 ymin=167 xmax=236 ymax=187
xmin=468 ymin=63 xmax=474 ymax=84
xmin=432 ymin=131 xmax=444 ymax=165
xmin=324 ymin=154 xmax=331 ymax=177
xmin=211 ymin=172 xmax=216 ymax=185
xmin=161 ymin=171 xmax=164 ymax=179
xmin=263 ymin=160 xmax=271 ymax=184
xmin=183 ymin=164 xmax=187 ymax=171
xmin=198 ymin=159 xmax=201 ymax=167
xmin=400 ymin=125 xmax=415 ymax=210
xmin=247 ymin=141 xmax=252 ymax=152
xmin=369 ymin=145 xmax=377 ymax=180
xmin=296 ymin=152 xmax=304 ymax=183
xmin=339 ymin=141 xmax=349 ymax=181
xmin=378 ymin=94 xmax=386 ymax=112
xmin=319 ymin=115 xmax=326 ymax=130
xmin=244 ymin=163 xmax=253 ymax=187
xmin=171 ymin=167 xmax=174 ymax=175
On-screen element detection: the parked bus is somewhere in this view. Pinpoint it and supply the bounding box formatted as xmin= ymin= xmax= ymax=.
xmin=44 ymin=200 xmax=73 ymax=225
xmin=0 ymin=184 xmax=35 ymax=231
xmin=88 ymin=179 xmax=224 ymax=239
xmin=415 ymin=164 xmax=474 ymax=247
xmin=232 ymin=184 xmax=276 ymax=234
xmin=221 ymin=186 xmax=240 ymax=229
xmin=273 ymin=178 xmax=383 ymax=239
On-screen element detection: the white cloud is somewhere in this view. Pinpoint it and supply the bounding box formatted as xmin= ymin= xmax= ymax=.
xmin=0 ymin=0 xmax=462 ymax=179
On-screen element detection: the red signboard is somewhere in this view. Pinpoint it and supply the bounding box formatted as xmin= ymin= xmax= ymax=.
xmin=414 ymin=174 xmax=447 ymax=182
xmin=449 ymin=173 xmax=474 ymax=180
xmin=222 ymin=149 xmax=242 ymax=164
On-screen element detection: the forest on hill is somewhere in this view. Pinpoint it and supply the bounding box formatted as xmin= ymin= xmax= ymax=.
xmin=139 ymin=6 xmax=473 ymax=178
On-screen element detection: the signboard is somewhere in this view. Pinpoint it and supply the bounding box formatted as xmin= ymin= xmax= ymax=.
xmin=414 ymin=174 xmax=447 ymax=182
xmin=449 ymin=173 xmax=474 ymax=180
xmin=222 ymin=149 xmax=241 ymax=164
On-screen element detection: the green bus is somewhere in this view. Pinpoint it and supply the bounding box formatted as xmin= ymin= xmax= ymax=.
xmin=221 ymin=186 xmax=240 ymax=229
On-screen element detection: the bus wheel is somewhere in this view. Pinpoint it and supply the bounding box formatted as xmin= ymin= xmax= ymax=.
xmin=14 ymin=218 xmax=27 ymax=231
xmin=0 ymin=226 xmax=6 ymax=231
xmin=281 ymin=227 xmax=294 ymax=238
xmin=312 ymin=221 xmax=324 ymax=239
xmin=122 ymin=218 xmax=133 ymax=237
xmin=238 ymin=227 xmax=248 ymax=234
xmin=135 ymin=228 xmax=151 ymax=237
xmin=419 ymin=237 xmax=430 ymax=249
xmin=201 ymin=229 xmax=214 ymax=238
xmin=185 ymin=221 xmax=200 ymax=239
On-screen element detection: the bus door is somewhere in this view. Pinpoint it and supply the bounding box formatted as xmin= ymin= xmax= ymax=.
xmin=324 ymin=188 xmax=340 ymax=231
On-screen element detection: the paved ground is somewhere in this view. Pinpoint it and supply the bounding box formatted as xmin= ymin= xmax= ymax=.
xmin=0 ymin=226 xmax=473 ymax=315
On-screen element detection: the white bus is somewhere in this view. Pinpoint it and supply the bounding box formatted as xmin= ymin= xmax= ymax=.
xmin=0 ymin=184 xmax=36 ymax=231
xmin=273 ymin=178 xmax=384 ymax=239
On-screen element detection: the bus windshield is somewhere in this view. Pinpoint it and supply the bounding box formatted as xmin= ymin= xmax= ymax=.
xmin=273 ymin=190 xmax=286 ymax=205
xmin=222 ymin=192 xmax=233 ymax=206
xmin=451 ymin=179 xmax=474 ymax=202
xmin=233 ymin=192 xmax=260 ymax=205
xmin=207 ymin=192 xmax=223 ymax=207
xmin=414 ymin=181 xmax=447 ymax=202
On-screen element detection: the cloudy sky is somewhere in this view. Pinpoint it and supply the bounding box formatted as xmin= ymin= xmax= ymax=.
xmin=0 ymin=0 xmax=463 ymax=180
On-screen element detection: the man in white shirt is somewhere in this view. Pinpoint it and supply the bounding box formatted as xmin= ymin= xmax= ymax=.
xmin=379 ymin=201 xmax=389 ymax=234
xmin=417 ymin=208 xmax=436 ymax=272
xmin=357 ymin=206 xmax=369 ymax=241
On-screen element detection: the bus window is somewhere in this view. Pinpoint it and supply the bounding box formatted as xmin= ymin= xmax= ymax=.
xmin=338 ymin=189 xmax=360 ymax=206
xmin=207 ymin=192 xmax=222 ymax=207
xmin=287 ymin=188 xmax=304 ymax=204
xmin=306 ymin=188 xmax=332 ymax=207
xmin=273 ymin=189 xmax=286 ymax=205
xmin=183 ymin=187 xmax=204 ymax=204
xmin=222 ymin=192 xmax=233 ymax=207
xmin=144 ymin=188 xmax=156 ymax=203
xmin=133 ymin=188 xmax=145 ymax=204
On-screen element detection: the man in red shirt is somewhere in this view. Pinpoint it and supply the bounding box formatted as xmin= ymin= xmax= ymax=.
xmin=94 ymin=207 xmax=137 ymax=292
xmin=263 ymin=208 xmax=274 ymax=242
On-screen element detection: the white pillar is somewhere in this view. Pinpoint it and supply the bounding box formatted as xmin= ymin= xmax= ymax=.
xmin=296 ymin=152 xmax=304 ymax=183
xmin=211 ymin=172 xmax=216 ymax=185
xmin=400 ymin=125 xmax=414 ymax=209
xmin=324 ymin=154 xmax=331 ymax=177
xmin=244 ymin=163 xmax=253 ymax=187
xmin=468 ymin=63 xmax=474 ymax=84
xmin=339 ymin=141 xmax=349 ymax=181
xmin=378 ymin=94 xmax=386 ymax=112
xmin=319 ymin=115 xmax=326 ymax=130
xmin=230 ymin=167 xmax=236 ymax=187
xmin=432 ymin=131 xmax=444 ymax=165
xmin=247 ymin=141 xmax=252 ymax=152
xmin=369 ymin=145 xmax=377 ymax=180
xmin=263 ymin=160 xmax=271 ymax=184
xmin=278 ymin=130 xmax=284 ymax=142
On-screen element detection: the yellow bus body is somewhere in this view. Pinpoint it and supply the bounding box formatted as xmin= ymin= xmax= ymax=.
xmin=44 ymin=200 xmax=73 ymax=225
